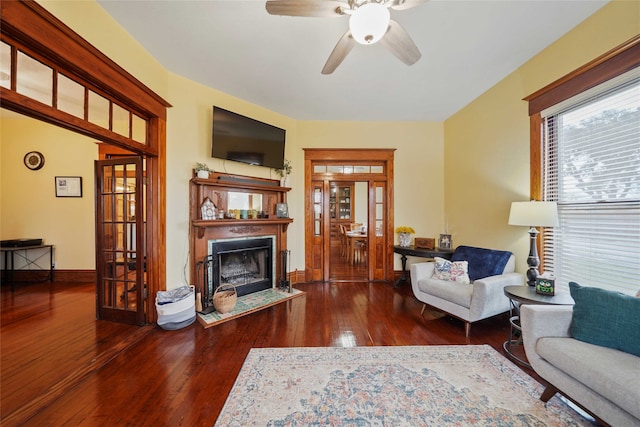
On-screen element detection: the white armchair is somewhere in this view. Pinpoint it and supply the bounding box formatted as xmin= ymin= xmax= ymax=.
xmin=410 ymin=246 xmax=524 ymax=336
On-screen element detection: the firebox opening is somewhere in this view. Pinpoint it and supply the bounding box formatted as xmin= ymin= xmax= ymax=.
xmin=207 ymin=236 xmax=275 ymax=299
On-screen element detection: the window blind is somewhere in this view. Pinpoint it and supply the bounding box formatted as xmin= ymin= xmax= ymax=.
xmin=541 ymin=70 xmax=640 ymax=296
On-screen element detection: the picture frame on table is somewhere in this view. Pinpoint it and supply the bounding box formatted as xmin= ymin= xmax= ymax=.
xmin=438 ymin=234 xmax=452 ymax=250
xmin=276 ymin=203 xmax=289 ymax=218
xmin=55 ymin=176 xmax=82 ymax=197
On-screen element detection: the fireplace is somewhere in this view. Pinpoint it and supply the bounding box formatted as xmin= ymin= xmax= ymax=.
xmin=189 ymin=172 xmax=291 ymax=320
xmin=205 ymin=236 xmax=275 ymax=300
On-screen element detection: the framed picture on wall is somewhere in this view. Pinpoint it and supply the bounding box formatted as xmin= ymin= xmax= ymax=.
xmin=55 ymin=176 xmax=82 ymax=197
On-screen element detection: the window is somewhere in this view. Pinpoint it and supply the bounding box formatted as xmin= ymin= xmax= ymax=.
xmin=540 ymin=70 xmax=639 ymax=295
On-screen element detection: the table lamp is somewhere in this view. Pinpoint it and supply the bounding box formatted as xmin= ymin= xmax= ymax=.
xmin=509 ymin=201 xmax=559 ymax=286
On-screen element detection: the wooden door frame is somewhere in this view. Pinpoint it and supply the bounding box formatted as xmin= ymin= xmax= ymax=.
xmin=0 ymin=1 xmax=170 ymax=323
xmin=304 ymin=149 xmax=395 ymax=282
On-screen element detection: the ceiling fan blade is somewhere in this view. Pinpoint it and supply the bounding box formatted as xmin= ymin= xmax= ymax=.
xmin=389 ymin=0 xmax=428 ymax=11
xmin=265 ymin=0 xmax=347 ymax=17
xmin=379 ymin=20 xmax=421 ymax=66
xmin=321 ymin=31 xmax=356 ymax=74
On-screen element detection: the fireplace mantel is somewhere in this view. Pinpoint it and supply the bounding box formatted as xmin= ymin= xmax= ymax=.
xmin=192 ymin=218 xmax=293 ymax=239
xmin=189 ymin=172 xmax=292 ymax=293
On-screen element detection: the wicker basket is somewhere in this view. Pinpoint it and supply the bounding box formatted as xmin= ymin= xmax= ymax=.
xmin=213 ymin=284 xmax=237 ymax=314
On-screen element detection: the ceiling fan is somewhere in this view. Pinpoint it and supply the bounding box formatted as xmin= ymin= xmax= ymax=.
xmin=265 ymin=0 xmax=426 ymax=74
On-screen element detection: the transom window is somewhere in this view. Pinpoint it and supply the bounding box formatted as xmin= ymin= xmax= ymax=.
xmin=1 ymin=40 xmax=148 ymax=144
xmin=313 ymin=164 xmax=384 ymax=174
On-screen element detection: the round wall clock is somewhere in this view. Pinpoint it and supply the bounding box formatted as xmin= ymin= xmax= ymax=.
xmin=24 ymin=151 xmax=45 ymax=170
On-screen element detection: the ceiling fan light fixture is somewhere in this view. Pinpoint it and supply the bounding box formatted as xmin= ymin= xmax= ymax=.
xmin=349 ymin=3 xmax=390 ymax=45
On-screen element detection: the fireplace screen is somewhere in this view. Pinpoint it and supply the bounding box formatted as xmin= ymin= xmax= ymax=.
xmin=206 ymin=237 xmax=274 ymax=299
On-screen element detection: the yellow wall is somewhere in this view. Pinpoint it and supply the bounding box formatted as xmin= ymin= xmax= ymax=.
xmin=164 ymin=73 xmax=299 ymax=285
xmin=33 ymin=0 xmax=444 ymax=280
xmin=444 ymin=0 xmax=640 ymax=274
xmin=2 ymin=0 xmax=637 ymax=286
xmin=163 ymin=78 xmax=442 ymax=279
xmin=39 ymin=0 xmax=169 ymax=99
xmin=299 ymin=120 xmax=445 ymax=271
xmin=0 ymin=117 xmax=98 ymax=269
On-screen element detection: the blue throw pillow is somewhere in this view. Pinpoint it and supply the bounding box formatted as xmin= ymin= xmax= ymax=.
xmin=450 ymin=246 xmax=512 ymax=281
xmin=569 ymin=282 xmax=640 ymax=357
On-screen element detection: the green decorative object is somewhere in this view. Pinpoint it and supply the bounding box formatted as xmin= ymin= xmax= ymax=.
xmin=535 ymin=277 xmax=555 ymax=295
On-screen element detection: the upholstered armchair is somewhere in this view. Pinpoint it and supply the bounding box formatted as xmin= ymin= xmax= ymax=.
xmin=410 ymin=246 xmax=524 ymax=336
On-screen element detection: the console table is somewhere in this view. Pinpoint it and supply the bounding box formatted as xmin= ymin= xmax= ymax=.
xmin=393 ymin=245 xmax=453 ymax=287
xmin=1 ymin=244 xmax=54 ymax=291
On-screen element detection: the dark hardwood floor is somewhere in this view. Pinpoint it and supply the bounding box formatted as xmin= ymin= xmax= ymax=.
xmin=330 ymin=241 xmax=368 ymax=281
xmin=2 ymin=279 xmax=536 ymax=426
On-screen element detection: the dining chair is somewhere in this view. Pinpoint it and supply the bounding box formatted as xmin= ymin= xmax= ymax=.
xmin=339 ymin=224 xmax=348 ymax=258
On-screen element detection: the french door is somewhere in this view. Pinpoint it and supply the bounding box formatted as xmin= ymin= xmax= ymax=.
xmin=304 ymin=149 xmax=395 ymax=282
xmin=95 ymin=157 xmax=146 ymax=325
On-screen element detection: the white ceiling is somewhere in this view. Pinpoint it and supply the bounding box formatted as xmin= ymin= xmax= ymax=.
xmin=97 ymin=0 xmax=608 ymax=122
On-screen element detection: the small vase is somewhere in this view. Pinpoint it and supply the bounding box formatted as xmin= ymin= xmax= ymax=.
xmin=398 ymin=232 xmax=411 ymax=248
xmin=196 ymin=170 xmax=209 ymax=179
xmin=280 ymin=176 xmax=289 ymax=187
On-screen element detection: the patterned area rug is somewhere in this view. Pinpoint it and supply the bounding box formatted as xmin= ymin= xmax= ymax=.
xmin=197 ymin=288 xmax=304 ymax=329
xmin=215 ymin=345 xmax=594 ymax=426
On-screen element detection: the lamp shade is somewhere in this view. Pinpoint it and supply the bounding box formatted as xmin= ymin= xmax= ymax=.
xmin=349 ymin=3 xmax=390 ymax=45
xmin=508 ymin=201 xmax=559 ymax=227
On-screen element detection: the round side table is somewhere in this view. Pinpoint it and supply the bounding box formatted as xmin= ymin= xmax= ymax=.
xmin=502 ymin=285 xmax=574 ymax=367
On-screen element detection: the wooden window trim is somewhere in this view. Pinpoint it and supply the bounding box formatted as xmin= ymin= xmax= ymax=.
xmin=525 ymin=35 xmax=640 ymax=117
xmin=526 ymin=35 xmax=640 ymax=200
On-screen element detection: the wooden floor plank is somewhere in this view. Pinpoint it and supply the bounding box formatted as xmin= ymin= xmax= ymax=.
xmin=1 ymin=279 xmax=533 ymax=426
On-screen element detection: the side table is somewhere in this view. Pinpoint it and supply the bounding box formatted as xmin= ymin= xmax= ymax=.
xmin=1 ymin=244 xmax=54 ymax=291
xmin=503 ymin=285 xmax=574 ymax=367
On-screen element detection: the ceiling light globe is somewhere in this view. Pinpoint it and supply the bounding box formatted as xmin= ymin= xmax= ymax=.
xmin=349 ymin=3 xmax=390 ymax=45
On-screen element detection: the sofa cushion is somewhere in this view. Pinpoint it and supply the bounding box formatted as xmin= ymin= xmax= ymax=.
xmin=432 ymin=257 xmax=471 ymax=284
xmin=417 ymin=278 xmax=473 ymax=308
xmin=536 ymin=336 xmax=640 ymax=420
xmin=569 ymin=282 xmax=640 ymax=357
xmin=451 ymin=246 xmax=512 ymax=281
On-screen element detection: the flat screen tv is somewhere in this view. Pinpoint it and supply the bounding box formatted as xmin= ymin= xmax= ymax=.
xmin=212 ymin=106 xmax=286 ymax=170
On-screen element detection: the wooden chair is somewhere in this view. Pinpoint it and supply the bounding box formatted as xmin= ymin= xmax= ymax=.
xmin=352 ymin=237 xmax=366 ymax=264
xmin=339 ymin=224 xmax=348 ymax=258
xmin=346 ymin=225 xmax=366 ymax=264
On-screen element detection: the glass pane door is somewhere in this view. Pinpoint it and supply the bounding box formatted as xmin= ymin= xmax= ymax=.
xmin=95 ymin=157 xmax=145 ymax=325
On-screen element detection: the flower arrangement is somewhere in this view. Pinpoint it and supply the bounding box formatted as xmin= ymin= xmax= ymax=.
xmin=275 ymin=159 xmax=292 ymax=178
xmin=395 ymin=226 xmax=415 ymax=234
xmin=396 ymin=226 xmax=414 ymax=247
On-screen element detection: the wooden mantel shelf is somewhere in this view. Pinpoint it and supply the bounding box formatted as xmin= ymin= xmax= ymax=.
xmin=192 ymin=218 xmax=293 ymax=238
xmin=192 ymin=176 xmax=291 ymax=193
